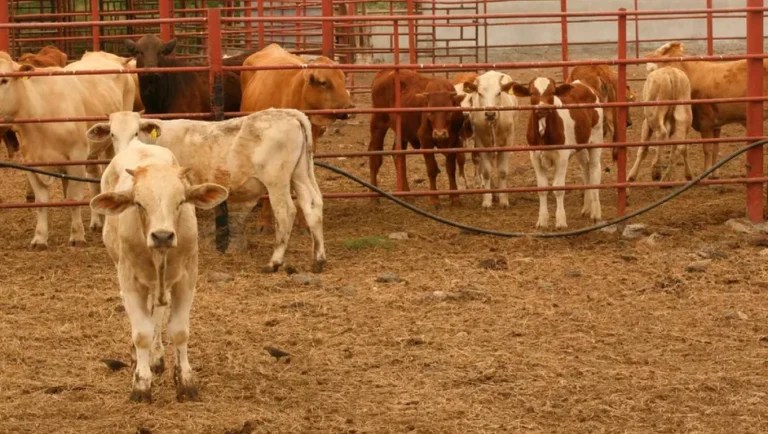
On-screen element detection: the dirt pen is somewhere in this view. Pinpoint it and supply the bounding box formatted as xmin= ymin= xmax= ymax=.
xmin=3 ymin=1 xmax=768 ymax=433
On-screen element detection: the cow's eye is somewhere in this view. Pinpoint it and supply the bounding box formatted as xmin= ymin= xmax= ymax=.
xmin=136 ymin=203 xmax=144 ymax=211
xmin=0 ymin=79 xmax=7 ymax=85
xmin=177 ymin=200 xmax=185 ymax=209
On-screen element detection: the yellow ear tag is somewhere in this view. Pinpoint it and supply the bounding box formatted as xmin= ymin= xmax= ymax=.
xmin=22 ymin=76 xmax=29 ymax=80
xmin=508 ymin=88 xmax=514 ymax=95
xmin=150 ymin=129 xmax=158 ymax=139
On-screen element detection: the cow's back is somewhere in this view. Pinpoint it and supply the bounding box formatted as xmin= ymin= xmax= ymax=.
xmin=241 ymin=44 xmax=306 ymax=111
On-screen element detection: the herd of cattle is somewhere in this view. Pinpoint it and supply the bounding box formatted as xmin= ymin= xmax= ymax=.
xmin=0 ymin=35 xmax=764 ymax=402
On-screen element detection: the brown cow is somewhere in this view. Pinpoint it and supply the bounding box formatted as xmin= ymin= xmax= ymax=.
xmin=369 ymin=69 xmax=467 ymax=206
xmin=565 ymin=65 xmax=636 ymax=161
xmin=512 ymin=77 xmax=604 ymax=229
xmin=451 ymin=72 xmax=481 ymax=189
xmin=240 ymin=43 xmax=354 ymax=231
xmin=647 ymin=41 xmax=768 ymax=177
xmin=18 ymin=45 xmax=68 ymax=67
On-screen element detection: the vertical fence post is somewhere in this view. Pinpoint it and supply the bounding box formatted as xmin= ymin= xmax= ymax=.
xmin=633 ymin=0 xmax=640 ymax=58
xmin=321 ymin=0 xmax=334 ymax=58
xmin=208 ymin=8 xmax=224 ymax=122
xmin=159 ymin=0 xmax=172 ymax=41
xmin=746 ymin=0 xmax=764 ymax=222
xmin=245 ymin=0 xmax=253 ymax=50
xmin=560 ymin=0 xmax=568 ymax=80
xmin=257 ymin=0 xmax=264 ymax=49
xmin=706 ymin=0 xmax=714 ymax=55
xmin=406 ymin=0 xmax=416 ymax=64
xmin=394 ymin=19 xmax=406 ymax=193
xmin=90 ymin=0 xmax=100 ymax=51
xmin=0 ymin=0 xmax=9 ymax=53
xmin=616 ymin=8 xmax=628 ymax=217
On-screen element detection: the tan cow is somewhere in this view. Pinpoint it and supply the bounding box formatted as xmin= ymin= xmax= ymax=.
xmin=90 ymin=142 xmax=228 ymax=403
xmin=565 ymin=65 xmax=636 ymax=162
xmin=628 ymin=67 xmax=693 ymax=183
xmin=647 ymin=41 xmax=768 ymax=177
xmin=0 ymin=58 xmax=127 ymax=248
xmin=512 ymin=77 xmax=604 ymax=229
xmin=86 ymin=109 xmax=327 ymax=272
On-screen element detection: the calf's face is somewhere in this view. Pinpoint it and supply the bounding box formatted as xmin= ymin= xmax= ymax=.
xmin=86 ymin=111 xmax=162 ymax=157
xmin=512 ymin=77 xmax=573 ymax=119
xmin=90 ymin=165 xmax=228 ymax=249
xmin=463 ymin=72 xmax=515 ymax=122
xmin=125 ymin=34 xmax=177 ymax=71
xmin=0 ymin=60 xmax=33 ymax=119
xmin=414 ymin=90 xmax=464 ymax=140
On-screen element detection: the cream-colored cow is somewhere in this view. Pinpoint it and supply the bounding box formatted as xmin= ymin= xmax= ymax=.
xmin=628 ymin=66 xmax=693 ymax=183
xmin=90 ymin=142 xmax=228 ymax=403
xmin=87 ymin=109 xmax=327 ymax=272
xmin=0 ymin=57 xmax=129 ymax=248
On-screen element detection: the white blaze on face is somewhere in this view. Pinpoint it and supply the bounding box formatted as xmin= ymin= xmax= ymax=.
xmin=533 ymin=77 xmax=551 ymax=136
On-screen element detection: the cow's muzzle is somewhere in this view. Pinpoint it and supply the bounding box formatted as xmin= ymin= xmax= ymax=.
xmin=335 ymin=103 xmax=356 ymax=120
xmin=484 ymin=112 xmax=497 ymax=122
xmin=150 ymin=230 xmax=176 ymax=248
xmin=432 ymin=128 xmax=449 ymax=140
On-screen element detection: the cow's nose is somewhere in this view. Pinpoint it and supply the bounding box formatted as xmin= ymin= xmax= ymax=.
xmin=150 ymin=230 xmax=176 ymax=248
xmin=485 ymin=112 xmax=496 ymax=121
xmin=432 ymin=129 xmax=449 ymax=140
xmin=335 ymin=112 xmax=350 ymax=120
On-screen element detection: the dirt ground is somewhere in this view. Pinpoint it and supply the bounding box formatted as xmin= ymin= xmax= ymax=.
xmin=3 ymin=43 xmax=768 ymax=434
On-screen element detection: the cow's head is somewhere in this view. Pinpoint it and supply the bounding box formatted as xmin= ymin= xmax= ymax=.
xmin=462 ymin=70 xmax=515 ymax=123
xmin=645 ymin=41 xmax=684 ymax=72
xmin=124 ymin=34 xmax=177 ymax=71
xmin=0 ymin=59 xmax=34 ymax=119
xmin=90 ymin=165 xmax=228 ymax=249
xmin=302 ymin=57 xmax=355 ymax=126
xmin=512 ymin=77 xmax=573 ymax=119
xmin=87 ymin=111 xmax=162 ymax=158
xmin=413 ymin=82 xmax=464 ymax=141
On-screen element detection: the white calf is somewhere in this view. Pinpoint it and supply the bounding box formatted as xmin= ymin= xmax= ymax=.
xmin=628 ymin=67 xmax=693 ymax=183
xmin=90 ymin=143 xmax=228 ymax=403
xmin=462 ymin=70 xmax=518 ymax=208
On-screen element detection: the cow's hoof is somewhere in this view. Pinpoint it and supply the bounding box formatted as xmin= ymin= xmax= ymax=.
xmin=25 ymin=195 xmax=35 ymax=203
xmin=174 ymin=366 xmax=199 ymax=403
xmin=450 ymin=199 xmax=462 ymax=207
xmin=311 ymin=259 xmax=326 ymax=274
xmin=260 ymin=264 xmax=280 ymax=274
xmin=498 ymin=202 xmax=510 ymax=209
xmin=89 ymin=223 xmax=103 ymax=233
xmin=129 ymin=388 xmax=152 ymax=403
xmin=29 ymin=240 xmax=48 ymax=251
xmin=150 ymin=357 xmax=165 ymax=375
xmin=69 ymin=239 xmax=87 ymax=247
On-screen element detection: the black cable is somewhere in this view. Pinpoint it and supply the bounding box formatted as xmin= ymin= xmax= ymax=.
xmin=314 ymin=138 xmax=768 ymax=238
xmin=3 ymin=138 xmax=766 ymax=238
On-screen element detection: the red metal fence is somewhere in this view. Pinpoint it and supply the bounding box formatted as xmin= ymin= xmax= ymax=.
xmin=0 ymin=1 xmax=766 ymax=224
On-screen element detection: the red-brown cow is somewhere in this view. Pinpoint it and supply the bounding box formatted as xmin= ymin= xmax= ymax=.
xmin=18 ymin=45 xmax=68 ymax=68
xmin=369 ymin=69 xmax=467 ymax=206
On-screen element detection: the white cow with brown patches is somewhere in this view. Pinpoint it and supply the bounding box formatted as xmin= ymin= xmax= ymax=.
xmin=512 ymin=77 xmax=604 ymax=229
xmin=87 ymin=109 xmax=326 ymax=272
xmin=628 ymin=66 xmax=693 ymax=183
xmin=461 ymin=70 xmax=518 ymax=208
xmin=90 ymin=143 xmax=228 ymax=403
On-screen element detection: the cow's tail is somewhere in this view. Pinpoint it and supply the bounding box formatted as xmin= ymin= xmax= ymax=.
xmin=284 ymin=109 xmax=318 ymax=189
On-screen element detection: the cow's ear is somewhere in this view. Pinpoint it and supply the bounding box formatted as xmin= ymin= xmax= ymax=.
xmin=412 ymin=93 xmax=428 ymax=106
xmin=16 ymin=63 xmax=34 ymax=79
xmin=307 ymin=72 xmax=325 ymax=87
xmin=124 ymin=39 xmax=138 ymax=55
xmin=511 ymin=83 xmax=531 ymax=97
xmin=139 ymin=120 xmax=162 ymax=141
xmin=86 ymin=123 xmax=111 ymax=142
xmin=90 ymin=191 xmax=133 ymax=216
xmin=162 ymin=38 xmax=177 ymax=56
xmin=452 ymin=93 xmax=466 ymax=106
xmin=554 ymin=83 xmax=574 ymax=96
xmin=659 ymin=41 xmax=683 ymax=55
xmin=186 ymin=183 xmax=229 ymax=209
xmin=463 ymin=81 xmax=478 ymax=94
xmin=500 ymin=80 xmax=515 ymax=93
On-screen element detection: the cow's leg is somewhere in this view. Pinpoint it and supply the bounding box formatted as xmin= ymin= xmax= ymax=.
xmin=711 ymin=127 xmax=722 ymax=179
xmin=575 ymin=150 xmax=591 ymax=217
xmin=587 ymin=147 xmax=603 ymax=222
xmin=553 ymin=151 xmax=570 ymax=230
xmin=150 ymin=304 xmax=166 ymax=375
xmin=64 ymin=166 xmax=87 ymax=246
xmin=496 ymin=150 xmax=510 ymax=208
xmin=445 ymin=151 xmax=461 ymax=206
xmin=168 ymin=272 xmax=198 ymax=402
xmin=256 ymin=199 xmax=275 ymax=235
xmin=368 ymin=118 xmax=388 ymax=204
xmin=85 ymin=161 xmax=104 ymax=233
xmin=262 ymin=183 xmax=296 ymax=273
xmin=292 ymin=168 xmax=327 ymax=273
xmin=28 ymin=173 xmax=50 ymax=250
xmin=421 ymin=139 xmax=441 ymax=208
xmin=214 ymin=202 xmax=230 ymax=253
xmin=456 ymin=144 xmax=468 ymax=191
xmin=25 ymin=178 xmax=34 ymax=203
xmin=478 ymin=143 xmax=493 ymax=209
xmin=471 ymin=144 xmax=483 ymax=189
xmin=681 ymin=145 xmax=693 ymax=181
xmin=701 ymin=126 xmax=715 ymax=177
xmin=228 ymin=199 xmax=260 ymax=254
xmin=530 ymin=151 xmax=550 ymax=228
xmin=121 ymin=277 xmax=154 ymax=403
xmin=628 ymin=119 xmax=651 ymax=182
